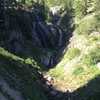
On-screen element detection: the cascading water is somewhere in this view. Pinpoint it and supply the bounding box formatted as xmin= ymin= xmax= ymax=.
xmin=0 ymin=2 xmax=67 ymax=68
xmin=0 ymin=1 xmax=75 ymax=100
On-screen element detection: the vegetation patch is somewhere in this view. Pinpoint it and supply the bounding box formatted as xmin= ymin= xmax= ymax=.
xmin=73 ymin=67 xmax=84 ymax=76
xmin=82 ymin=47 xmax=100 ymax=66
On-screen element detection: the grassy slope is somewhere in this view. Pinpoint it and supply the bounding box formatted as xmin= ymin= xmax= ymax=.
xmin=0 ymin=47 xmax=47 ymax=100
xmin=47 ymin=14 xmax=100 ymax=97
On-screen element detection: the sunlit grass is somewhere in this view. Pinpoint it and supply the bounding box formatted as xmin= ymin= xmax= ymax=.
xmin=47 ymin=33 xmax=100 ymax=92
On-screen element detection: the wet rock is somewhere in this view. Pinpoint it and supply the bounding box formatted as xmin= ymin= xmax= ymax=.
xmin=40 ymin=51 xmax=54 ymax=67
xmin=56 ymin=92 xmax=64 ymax=99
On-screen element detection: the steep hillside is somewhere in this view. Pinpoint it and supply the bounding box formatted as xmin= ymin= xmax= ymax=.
xmin=0 ymin=47 xmax=47 ymax=100
xmin=0 ymin=0 xmax=100 ymax=100
xmin=47 ymin=0 xmax=100 ymax=99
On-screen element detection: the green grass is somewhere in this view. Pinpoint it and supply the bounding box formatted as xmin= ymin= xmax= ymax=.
xmin=45 ymin=0 xmax=65 ymax=7
xmin=48 ymin=66 xmax=64 ymax=79
xmin=82 ymin=46 xmax=100 ymax=65
xmin=47 ymin=31 xmax=100 ymax=93
xmin=73 ymin=67 xmax=84 ymax=76
xmin=0 ymin=47 xmax=24 ymax=62
xmin=75 ymin=14 xmax=99 ymax=35
xmin=64 ymin=48 xmax=80 ymax=61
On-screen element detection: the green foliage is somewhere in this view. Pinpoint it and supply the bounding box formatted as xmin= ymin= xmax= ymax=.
xmin=64 ymin=0 xmax=73 ymax=11
xmin=65 ymin=48 xmax=80 ymax=61
xmin=74 ymin=0 xmax=87 ymax=22
xmin=59 ymin=0 xmax=74 ymax=31
xmin=49 ymin=66 xmax=64 ymax=79
xmin=0 ymin=47 xmax=24 ymax=62
xmin=73 ymin=67 xmax=84 ymax=75
xmin=45 ymin=0 xmax=67 ymax=7
xmin=25 ymin=58 xmax=40 ymax=69
xmin=82 ymin=47 xmax=100 ymax=65
xmin=75 ymin=15 xmax=98 ymax=35
xmin=89 ymin=33 xmax=100 ymax=43
xmin=87 ymin=0 xmax=95 ymax=13
xmin=0 ymin=47 xmax=42 ymax=69
xmin=74 ymin=0 xmax=96 ymax=22
xmin=1 ymin=0 xmax=100 ymax=99
xmin=94 ymin=0 xmax=100 ymax=13
xmin=95 ymin=13 xmax=100 ymax=32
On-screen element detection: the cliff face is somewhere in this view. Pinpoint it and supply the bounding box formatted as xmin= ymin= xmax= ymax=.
xmin=0 ymin=48 xmax=48 ymax=100
xmin=0 ymin=0 xmax=100 ymax=100
xmin=0 ymin=0 xmax=78 ymax=100
xmin=0 ymin=4 xmax=73 ymax=68
xmin=0 ymin=2 xmax=72 ymax=99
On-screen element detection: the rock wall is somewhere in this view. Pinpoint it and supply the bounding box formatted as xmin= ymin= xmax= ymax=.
xmin=0 ymin=7 xmax=67 ymax=68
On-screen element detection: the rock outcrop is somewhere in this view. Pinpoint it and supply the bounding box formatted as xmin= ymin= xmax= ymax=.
xmin=0 ymin=6 xmax=67 ymax=68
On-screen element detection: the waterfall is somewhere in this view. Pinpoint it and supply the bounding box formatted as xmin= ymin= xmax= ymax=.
xmin=48 ymin=24 xmax=64 ymax=49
